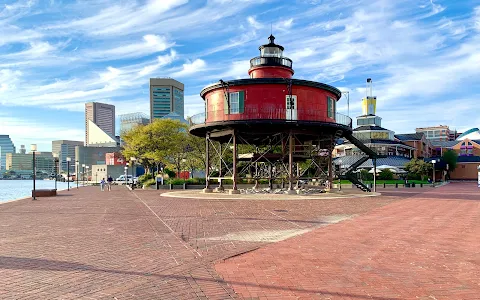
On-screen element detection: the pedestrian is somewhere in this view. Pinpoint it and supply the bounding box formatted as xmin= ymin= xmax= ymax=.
xmin=100 ymin=178 xmax=106 ymax=191
xmin=107 ymin=175 xmax=113 ymax=191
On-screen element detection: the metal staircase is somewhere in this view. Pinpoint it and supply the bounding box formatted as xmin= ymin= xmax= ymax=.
xmin=339 ymin=133 xmax=380 ymax=192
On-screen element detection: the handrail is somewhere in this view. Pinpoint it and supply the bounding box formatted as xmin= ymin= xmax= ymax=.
xmin=189 ymin=108 xmax=352 ymax=128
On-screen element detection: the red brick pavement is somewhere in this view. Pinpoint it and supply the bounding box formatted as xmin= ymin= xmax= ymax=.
xmin=0 ymin=184 xmax=408 ymax=299
xmin=215 ymin=182 xmax=480 ymax=300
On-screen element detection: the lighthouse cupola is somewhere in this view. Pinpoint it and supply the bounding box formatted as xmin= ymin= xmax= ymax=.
xmin=248 ymin=35 xmax=294 ymax=79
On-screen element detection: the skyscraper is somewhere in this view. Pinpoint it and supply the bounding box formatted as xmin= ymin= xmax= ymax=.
xmin=0 ymin=135 xmax=16 ymax=171
xmin=52 ymin=140 xmax=84 ymax=173
xmin=85 ymin=102 xmax=116 ymax=146
xmin=150 ymin=78 xmax=184 ymax=121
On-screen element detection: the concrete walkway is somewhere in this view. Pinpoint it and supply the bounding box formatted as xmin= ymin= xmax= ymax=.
xmin=0 ymin=185 xmax=404 ymax=299
xmin=215 ymin=183 xmax=480 ymax=299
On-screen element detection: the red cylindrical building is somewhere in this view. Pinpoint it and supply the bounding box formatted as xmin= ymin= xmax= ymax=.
xmin=190 ymin=35 xmax=353 ymax=193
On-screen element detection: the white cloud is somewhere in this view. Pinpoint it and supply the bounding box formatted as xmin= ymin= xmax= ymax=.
xmin=247 ymin=16 xmax=263 ymax=29
xmin=85 ymin=35 xmax=174 ymax=60
xmin=138 ymin=50 xmax=177 ymax=76
xmin=171 ymin=59 xmax=207 ymax=77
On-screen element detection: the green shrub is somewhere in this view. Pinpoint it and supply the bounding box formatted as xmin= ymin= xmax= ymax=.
xmin=185 ymin=178 xmax=206 ymax=185
xmin=163 ymin=168 xmax=176 ymax=178
xmin=406 ymin=172 xmax=421 ymax=180
xmin=142 ymin=178 xmax=156 ymax=187
xmin=359 ymin=169 xmax=373 ymax=181
xmin=378 ymin=169 xmax=394 ymax=180
xmin=138 ymin=173 xmax=153 ymax=184
xmin=166 ymin=178 xmax=185 ymax=185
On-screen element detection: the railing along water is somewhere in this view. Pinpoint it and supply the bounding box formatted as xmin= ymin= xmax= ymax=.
xmin=189 ymin=108 xmax=352 ymax=128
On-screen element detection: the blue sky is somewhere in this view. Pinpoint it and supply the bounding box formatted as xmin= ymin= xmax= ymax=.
xmin=1 ymin=0 xmax=480 ymax=151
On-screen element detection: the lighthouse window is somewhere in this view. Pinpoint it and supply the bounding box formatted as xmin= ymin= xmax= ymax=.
xmin=327 ymin=96 xmax=336 ymax=118
xmin=229 ymin=92 xmax=240 ymax=114
xmin=225 ymin=91 xmax=245 ymax=114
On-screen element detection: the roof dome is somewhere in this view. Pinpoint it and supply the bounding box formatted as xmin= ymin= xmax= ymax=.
xmin=456 ymin=128 xmax=480 ymax=140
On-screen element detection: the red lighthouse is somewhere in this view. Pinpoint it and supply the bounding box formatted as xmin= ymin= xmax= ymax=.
xmin=190 ymin=35 xmax=375 ymax=193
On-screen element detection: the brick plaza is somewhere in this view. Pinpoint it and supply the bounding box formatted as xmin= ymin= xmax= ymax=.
xmin=0 ymin=183 xmax=478 ymax=299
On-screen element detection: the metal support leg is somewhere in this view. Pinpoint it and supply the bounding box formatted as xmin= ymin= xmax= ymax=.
xmin=295 ymin=162 xmax=300 ymax=189
xmin=373 ymin=158 xmax=377 ymax=193
xmin=203 ymin=134 xmax=212 ymax=193
xmin=254 ymin=162 xmax=259 ymax=190
xmin=268 ymin=164 xmax=273 ymax=190
xmin=328 ymin=138 xmax=333 ymax=191
xmin=287 ymin=132 xmax=295 ymax=194
xmin=230 ymin=131 xmax=240 ymax=194
xmin=216 ymin=143 xmax=224 ymax=192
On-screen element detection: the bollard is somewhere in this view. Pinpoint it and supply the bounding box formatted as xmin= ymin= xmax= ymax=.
xmin=395 ymin=183 xmax=398 ymax=188
xmin=412 ymin=182 xmax=415 ymax=188
xmin=156 ymin=181 xmax=160 ymax=190
xmin=383 ymin=183 xmax=386 ymax=188
xmin=183 ymin=183 xmax=187 ymax=190
xmin=169 ymin=184 xmax=173 ymax=190
xmin=420 ymin=183 xmax=423 ymax=188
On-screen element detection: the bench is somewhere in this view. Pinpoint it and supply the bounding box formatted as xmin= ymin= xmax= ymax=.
xmin=32 ymin=189 xmax=57 ymax=197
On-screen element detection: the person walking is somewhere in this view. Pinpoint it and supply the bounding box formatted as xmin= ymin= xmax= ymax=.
xmin=100 ymin=178 xmax=106 ymax=191
xmin=107 ymin=175 xmax=113 ymax=191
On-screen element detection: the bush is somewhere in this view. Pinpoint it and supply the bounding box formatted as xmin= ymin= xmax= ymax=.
xmin=378 ymin=169 xmax=394 ymax=180
xmin=138 ymin=173 xmax=153 ymax=184
xmin=163 ymin=168 xmax=176 ymax=178
xmin=142 ymin=178 xmax=156 ymax=187
xmin=166 ymin=178 xmax=186 ymax=185
xmin=185 ymin=178 xmax=206 ymax=185
xmin=359 ymin=169 xmax=373 ymax=181
xmin=406 ymin=172 xmax=421 ymax=180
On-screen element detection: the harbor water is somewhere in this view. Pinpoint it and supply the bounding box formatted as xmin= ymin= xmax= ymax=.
xmin=0 ymin=180 xmax=70 ymax=203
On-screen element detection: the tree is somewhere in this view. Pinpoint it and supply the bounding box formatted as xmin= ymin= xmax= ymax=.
xmin=404 ymin=159 xmax=432 ymax=181
xmin=378 ymin=169 xmax=394 ymax=180
xmin=121 ymin=119 xmax=188 ymax=175
xmin=442 ymin=150 xmax=458 ymax=172
xmin=359 ymin=169 xmax=373 ymax=181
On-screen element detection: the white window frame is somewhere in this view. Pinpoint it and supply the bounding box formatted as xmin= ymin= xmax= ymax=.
xmin=229 ymin=92 xmax=240 ymax=114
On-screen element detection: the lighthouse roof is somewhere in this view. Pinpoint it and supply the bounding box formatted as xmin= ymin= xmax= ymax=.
xmin=259 ymin=34 xmax=285 ymax=51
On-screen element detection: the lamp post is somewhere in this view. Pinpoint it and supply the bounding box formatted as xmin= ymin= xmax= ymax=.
xmin=86 ymin=166 xmax=90 ymax=185
xmin=31 ymin=144 xmax=37 ymax=200
xmin=82 ymin=164 xmax=85 ymax=186
xmin=54 ymin=157 xmax=58 ymax=190
xmin=124 ymin=164 xmax=129 ymax=186
xmin=431 ymin=160 xmax=436 ymax=187
xmin=76 ymin=161 xmax=79 ymax=189
xmin=66 ymin=157 xmax=71 ymax=191
xmin=130 ymin=157 xmax=136 ymax=188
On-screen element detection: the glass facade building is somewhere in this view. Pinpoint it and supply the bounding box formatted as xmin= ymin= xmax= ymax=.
xmin=150 ymin=78 xmax=185 ymax=121
xmin=0 ymin=135 xmax=16 ymax=171
xmin=119 ymin=113 xmax=150 ymax=135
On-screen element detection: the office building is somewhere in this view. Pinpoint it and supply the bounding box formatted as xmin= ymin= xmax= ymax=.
xmin=85 ymin=102 xmax=115 ymax=145
xmin=6 ymin=152 xmax=55 ymax=173
xmin=150 ymin=78 xmax=185 ymax=121
xmin=0 ymin=135 xmax=16 ymax=171
xmin=119 ymin=112 xmax=150 ymax=134
xmin=415 ymin=125 xmax=452 ymax=142
xmin=74 ymin=145 xmax=120 ymax=175
xmin=52 ymin=140 xmax=84 ymax=173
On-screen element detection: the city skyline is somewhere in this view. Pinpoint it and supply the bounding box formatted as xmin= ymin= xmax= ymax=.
xmin=1 ymin=0 xmax=480 ymax=151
